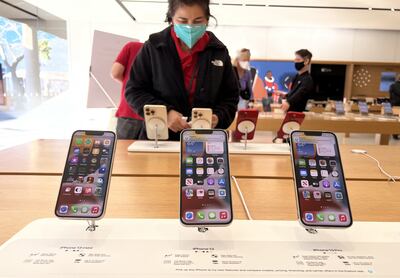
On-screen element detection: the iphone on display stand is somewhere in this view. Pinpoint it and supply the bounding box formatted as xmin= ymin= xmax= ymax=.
xmin=233 ymin=109 xmax=259 ymax=149
xmin=382 ymin=102 xmax=393 ymax=116
xmin=335 ymin=101 xmax=345 ymax=115
xmin=358 ymin=101 xmax=369 ymax=116
xmin=144 ymin=105 xmax=169 ymax=147
xmin=191 ymin=108 xmax=212 ymax=129
xmin=54 ymin=130 xmax=117 ymax=231
xmin=180 ymin=129 xmax=233 ymax=232
xmin=289 ymin=130 xmax=353 ymax=233
xmin=273 ymin=112 xmax=305 ymax=143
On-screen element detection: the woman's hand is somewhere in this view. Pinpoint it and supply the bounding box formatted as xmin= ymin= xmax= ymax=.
xmin=212 ymin=114 xmax=219 ymax=128
xmin=167 ymin=110 xmax=190 ymax=132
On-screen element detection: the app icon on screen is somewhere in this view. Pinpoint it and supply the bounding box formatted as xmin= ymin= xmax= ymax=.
xmin=298 ymin=159 xmax=306 ymax=167
xmin=332 ymin=171 xmax=339 ymax=177
xmin=207 ymin=178 xmax=215 ymax=185
xmin=185 ymin=189 xmax=194 ymax=198
xmin=335 ymin=192 xmax=343 ymax=200
xmin=310 ymin=170 xmax=318 ymax=177
xmin=59 ymin=205 xmax=68 ymax=214
xmin=333 ymin=181 xmax=341 ymax=189
xmin=305 ymin=213 xmax=314 ymax=222
xmin=185 ymin=211 xmax=194 ymax=220
xmin=321 ymin=170 xmax=329 ymax=177
xmin=324 ymin=192 xmax=332 ymax=199
xmin=300 ymin=180 xmax=309 ymax=187
xmin=218 ymin=189 xmax=226 ymax=197
xmin=73 ymin=147 xmax=80 ymax=154
xmin=75 ymin=138 xmax=83 ymax=145
xmin=207 ymin=168 xmax=215 ymax=175
xmin=302 ymin=191 xmax=311 ymax=199
xmin=217 ymin=157 xmax=224 ymax=164
xmin=92 ymin=148 xmax=100 ymax=155
xmin=81 ymin=206 xmax=89 ymax=213
xmin=218 ymin=178 xmax=226 ymax=186
xmin=220 ymin=211 xmax=228 ymax=219
xmin=91 ymin=206 xmax=100 ymax=214
xmin=102 ymin=149 xmax=109 ymax=155
xmin=206 ymin=157 xmax=214 ymax=165
xmin=322 ymin=180 xmax=330 ymax=188
xmin=308 ymin=159 xmax=317 ymax=167
xmin=196 ymin=157 xmax=204 ymax=165
xmin=207 ymin=189 xmax=215 ymax=197
xmin=319 ymin=160 xmax=327 ymax=167
xmin=300 ymin=169 xmax=307 ymax=177
xmin=103 ymin=139 xmax=111 ymax=146
xmin=197 ymin=211 xmax=205 ymax=220
xmin=71 ymin=206 xmax=79 ymax=213
xmin=186 ymin=168 xmax=193 ymax=175
xmin=339 ymin=214 xmax=347 ymax=222
xmin=316 ymin=213 xmax=324 ymax=221
xmin=85 ymin=138 xmax=92 ymax=145
xmin=196 ymin=168 xmax=204 ymax=175
xmin=74 ymin=186 xmax=83 ymax=194
xmin=99 ymin=167 xmax=107 ymax=174
xmin=217 ymin=168 xmax=225 ymax=175
xmin=186 ymin=157 xmax=194 ymax=164
xmin=185 ymin=178 xmax=194 ymax=186
xmin=208 ymin=212 xmax=217 ymax=219
xmin=196 ymin=189 xmax=205 ymax=197
xmin=313 ymin=191 xmax=321 ymax=199
xmin=328 ymin=214 xmax=336 ymax=221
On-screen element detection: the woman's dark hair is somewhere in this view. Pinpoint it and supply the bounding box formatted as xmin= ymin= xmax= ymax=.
xmin=165 ymin=0 xmax=213 ymax=23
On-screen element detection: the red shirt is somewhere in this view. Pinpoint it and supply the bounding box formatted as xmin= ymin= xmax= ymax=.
xmin=171 ymin=27 xmax=210 ymax=105
xmin=114 ymin=41 xmax=143 ymax=120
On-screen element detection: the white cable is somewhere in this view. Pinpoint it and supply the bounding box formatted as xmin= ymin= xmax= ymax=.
xmin=231 ymin=176 xmax=253 ymax=220
xmin=351 ymin=149 xmax=400 ymax=182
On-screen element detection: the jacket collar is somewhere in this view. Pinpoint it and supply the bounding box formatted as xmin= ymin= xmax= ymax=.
xmin=149 ymin=25 xmax=225 ymax=50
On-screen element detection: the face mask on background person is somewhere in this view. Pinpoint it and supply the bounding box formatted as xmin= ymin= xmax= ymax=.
xmin=174 ymin=24 xmax=207 ymax=49
xmin=294 ymin=61 xmax=305 ymax=71
xmin=239 ymin=61 xmax=250 ymax=70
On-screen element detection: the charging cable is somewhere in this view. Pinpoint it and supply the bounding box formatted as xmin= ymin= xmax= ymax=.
xmin=351 ymin=149 xmax=400 ymax=182
xmin=231 ymin=176 xmax=253 ymax=220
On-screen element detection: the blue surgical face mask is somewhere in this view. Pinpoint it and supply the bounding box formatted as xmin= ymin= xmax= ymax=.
xmin=174 ymin=24 xmax=207 ymax=49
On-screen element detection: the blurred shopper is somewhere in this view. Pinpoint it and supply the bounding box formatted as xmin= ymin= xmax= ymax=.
xmin=281 ymin=49 xmax=314 ymax=112
xmin=125 ymin=0 xmax=239 ymax=141
xmin=233 ymin=48 xmax=253 ymax=110
xmin=111 ymin=41 xmax=143 ymax=139
xmin=389 ymin=73 xmax=400 ymax=139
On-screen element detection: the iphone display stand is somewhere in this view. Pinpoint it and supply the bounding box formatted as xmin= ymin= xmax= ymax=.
xmin=191 ymin=119 xmax=211 ymax=129
xmin=237 ymin=120 xmax=255 ymax=150
xmin=305 ymin=228 xmax=318 ymax=234
xmin=85 ymin=220 xmax=98 ymax=232
xmin=197 ymin=227 xmax=209 ymax=233
xmin=148 ymin=118 xmax=167 ymax=149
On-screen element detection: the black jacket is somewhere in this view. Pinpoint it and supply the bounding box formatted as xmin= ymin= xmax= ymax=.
xmin=286 ymin=71 xmax=314 ymax=112
xmin=389 ymin=81 xmax=400 ymax=106
xmin=125 ymin=26 xmax=239 ymax=140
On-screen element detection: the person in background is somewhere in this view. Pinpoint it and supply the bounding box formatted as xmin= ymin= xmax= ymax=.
xmin=389 ymin=73 xmax=400 ymax=139
xmin=281 ymin=49 xmax=314 ymax=112
xmin=262 ymin=70 xmax=279 ymax=111
xmin=125 ymin=0 xmax=239 ymax=141
xmin=111 ymin=41 xmax=144 ymax=139
xmin=232 ymin=48 xmax=253 ymax=110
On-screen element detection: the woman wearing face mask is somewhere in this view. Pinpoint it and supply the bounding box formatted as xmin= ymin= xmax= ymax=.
xmin=232 ymin=48 xmax=253 ymax=110
xmin=125 ymin=0 xmax=239 ymax=140
xmin=281 ymin=49 xmax=314 ymax=112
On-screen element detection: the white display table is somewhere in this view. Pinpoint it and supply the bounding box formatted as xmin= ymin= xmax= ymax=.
xmin=128 ymin=141 xmax=290 ymax=155
xmin=0 ymin=218 xmax=399 ymax=277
